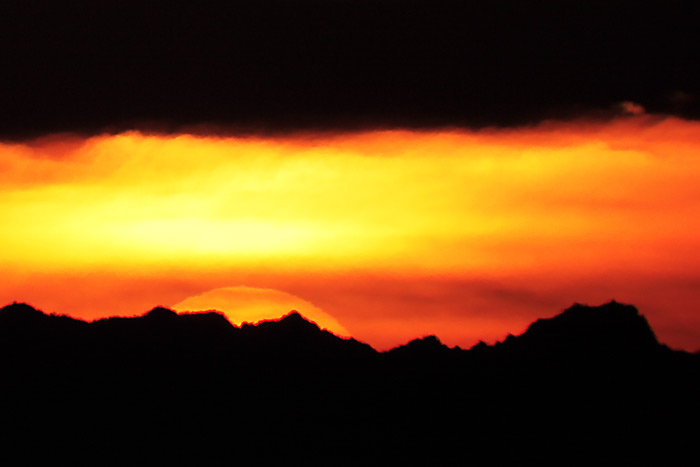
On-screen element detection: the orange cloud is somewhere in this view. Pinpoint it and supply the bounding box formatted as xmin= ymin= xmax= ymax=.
xmin=2 ymin=116 xmax=700 ymax=350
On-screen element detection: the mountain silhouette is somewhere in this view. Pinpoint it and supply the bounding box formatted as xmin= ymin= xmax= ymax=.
xmin=0 ymin=300 xmax=697 ymax=465
xmin=511 ymin=301 xmax=659 ymax=351
xmin=484 ymin=301 xmax=666 ymax=370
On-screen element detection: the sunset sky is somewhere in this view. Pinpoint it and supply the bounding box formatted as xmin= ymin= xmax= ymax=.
xmin=3 ymin=116 xmax=700 ymax=350
xmin=2 ymin=1 xmax=699 ymax=350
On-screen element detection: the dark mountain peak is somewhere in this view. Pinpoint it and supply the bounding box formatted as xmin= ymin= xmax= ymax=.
xmin=533 ymin=301 xmax=656 ymax=340
xmin=470 ymin=340 xmax=490 ymax=351
xmin=279 ymin=310 xmax=306 ymax=323
xmin=408 ymin=335 xmax=445 ymax=349
xmin=387 ymin=334 xmax=457 ymax=359
xmin=559 ymin=300 xmax=639 ymax=320
xmin=178 ymin=310 xmax=235 ymax=328
xmin=0 ymin=303 xmax=87 ymax=343
xmin=256 ymin=310 xmax=323 ymax=333
xmin=236 ymin=310 xmax=379 ymax=360
xmin=0 ymin=302 xmax=46 ymax=323
xmin=500 ymin=301 xmax=660 ymax=359
xmin=145 ymin=306 xmax=179 ymax=320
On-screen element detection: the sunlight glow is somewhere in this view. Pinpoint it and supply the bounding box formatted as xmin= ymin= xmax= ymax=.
xmin=173 ymin=286 xmax=350 ymax=337
xmin=2 ymin=116 xmax=700 ymax=350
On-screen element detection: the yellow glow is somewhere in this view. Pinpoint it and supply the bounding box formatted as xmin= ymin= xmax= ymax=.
xmin=172 ymin=286 xmax=350 ymax=337
xmin=2 ymin=121 xmax=698 ymax=275
xmin=2 ymin=116 xmax=700 ymax=350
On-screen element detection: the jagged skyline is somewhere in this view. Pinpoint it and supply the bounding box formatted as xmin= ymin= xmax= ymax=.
xmin=1 ymin=299 xmax=696 ymax=464
xmin=0 ymin=299 xmax=675 ymax=353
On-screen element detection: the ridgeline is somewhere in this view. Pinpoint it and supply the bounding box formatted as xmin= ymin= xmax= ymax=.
xmin=0 ymin=301 xmax=697 ymax=464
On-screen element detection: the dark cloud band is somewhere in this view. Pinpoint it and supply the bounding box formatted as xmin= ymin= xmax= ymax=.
xmin=1 ymin=0 xmax=698 ymax=137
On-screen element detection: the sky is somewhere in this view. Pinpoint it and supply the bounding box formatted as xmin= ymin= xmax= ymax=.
xmin=1 ymin=1 xmax=700 ymax=350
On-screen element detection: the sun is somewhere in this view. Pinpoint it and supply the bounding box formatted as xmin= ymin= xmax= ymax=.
xmin=171 ymin=286 xmax=350 ymax=337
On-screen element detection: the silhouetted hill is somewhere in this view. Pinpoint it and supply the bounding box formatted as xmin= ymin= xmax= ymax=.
xmin=510 ymin=301 xmax=659 ymax=351
xmin=239 ymin=311 xmax=376 ymax=359
xmin=0 ymin=301 xmax=45 ymax=323
xmin=483 ymin=301 xmax=666 ymax=369
xmin=389 ymin=335 xmax=453 ymax=355
xmin=0 ymin=300 xmax=697 ymax=465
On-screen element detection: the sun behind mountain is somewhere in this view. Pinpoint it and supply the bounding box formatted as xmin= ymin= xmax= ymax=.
xmin=171 ymin=286 xmax=350 ymax=337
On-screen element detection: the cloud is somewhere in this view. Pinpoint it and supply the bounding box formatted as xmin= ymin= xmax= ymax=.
xmin=619 ymin=102 xmax=645 ymax=116
xmin=1 ymin=1 xmax=698 ymax=137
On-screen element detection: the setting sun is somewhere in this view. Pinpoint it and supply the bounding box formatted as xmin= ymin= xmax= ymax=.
xmin=173 ymin=286 xmax=350 ymax=336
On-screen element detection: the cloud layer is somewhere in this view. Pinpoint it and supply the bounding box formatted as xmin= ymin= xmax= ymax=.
xmin=1 ymin=1 xmax=699 ymax=137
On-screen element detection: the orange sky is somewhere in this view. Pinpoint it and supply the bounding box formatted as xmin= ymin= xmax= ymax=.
xmin=2 ymin=115 xmax=700 ymax=351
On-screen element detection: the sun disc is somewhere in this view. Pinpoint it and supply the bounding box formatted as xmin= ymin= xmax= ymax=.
xmin=172 ymin=286 xmax=350 ymax=337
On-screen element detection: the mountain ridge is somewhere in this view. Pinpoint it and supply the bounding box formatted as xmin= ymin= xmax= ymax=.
xmin=0 ymin=299 xmax=697 ymax=464
xmin=0 ymin=299 xmax=688 ymax=356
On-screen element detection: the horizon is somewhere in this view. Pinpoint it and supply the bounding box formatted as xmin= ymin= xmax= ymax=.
xmin=0 ymin=299 xmax=671 ymax=352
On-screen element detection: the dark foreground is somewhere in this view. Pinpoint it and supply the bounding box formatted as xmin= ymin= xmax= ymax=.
xmin=0 ymin=301 xmax=697 ymax=465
